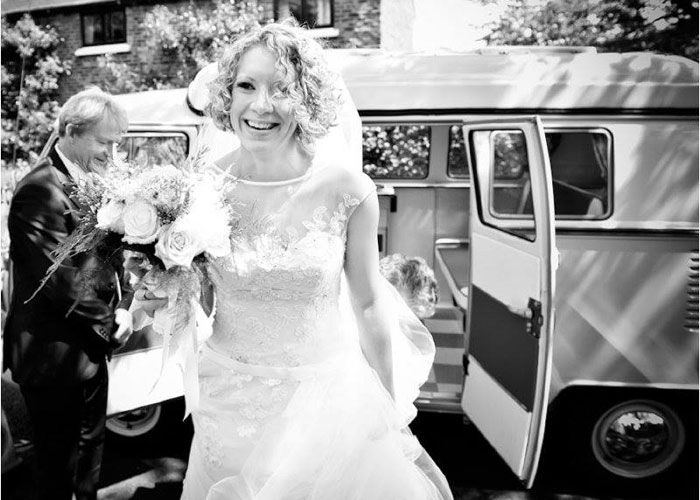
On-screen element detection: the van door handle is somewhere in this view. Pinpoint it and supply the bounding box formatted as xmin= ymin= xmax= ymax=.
xmin=526 ymin=298 xmax=543 ymax=339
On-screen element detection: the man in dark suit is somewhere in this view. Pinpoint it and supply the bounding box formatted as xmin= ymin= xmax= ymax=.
xmin=3 ymin=87 xmax=133 ymax=500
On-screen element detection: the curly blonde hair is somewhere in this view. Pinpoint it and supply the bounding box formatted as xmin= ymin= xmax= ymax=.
xmin=379 ymin=254 xmax=439 ymax=319
xmin=208 ymin=20 xmax=342 ymax=154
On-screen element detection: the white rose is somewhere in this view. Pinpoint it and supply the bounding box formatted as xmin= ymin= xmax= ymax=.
xmin=203 ymin=230 xmax=231 ymax=258
xmin=95 ymin=199 xmax=125 ymax=233
xmin=155 ymin=222 xmax=202 ymax=269
xmin=122 ymin=199 xmax=160 ymax=244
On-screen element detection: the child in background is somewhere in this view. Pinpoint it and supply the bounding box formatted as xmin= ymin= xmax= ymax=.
xmin=379 ymin=254 xmax=438 ymax=319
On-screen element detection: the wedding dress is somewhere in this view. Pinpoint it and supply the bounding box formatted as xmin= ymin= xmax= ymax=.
xmin=180 ymin=161 xmax=453 ymax=499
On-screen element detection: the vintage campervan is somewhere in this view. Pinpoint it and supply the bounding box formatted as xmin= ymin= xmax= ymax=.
xmin=39 ymin=47 xmax=698 ymax=490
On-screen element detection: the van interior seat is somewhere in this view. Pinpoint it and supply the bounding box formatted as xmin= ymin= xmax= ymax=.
xmin=522 ymin=180 xmax=605 ymax=217
xmin=548 ymin=133 xmax=607 ymax=216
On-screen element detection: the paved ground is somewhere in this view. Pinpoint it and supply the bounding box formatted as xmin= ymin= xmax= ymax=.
xmin=2 ymin=374 xmax=697 ymax=500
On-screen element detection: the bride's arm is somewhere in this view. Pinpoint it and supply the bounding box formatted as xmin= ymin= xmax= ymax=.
xmin=344 ymin=192 xmax=395 ymax=399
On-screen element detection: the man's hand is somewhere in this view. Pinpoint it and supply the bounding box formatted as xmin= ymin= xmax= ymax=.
xmin=133 ymin=288 xmax=169 ymax=318
xmin=112 ymin=308 xmax=133 ymax=345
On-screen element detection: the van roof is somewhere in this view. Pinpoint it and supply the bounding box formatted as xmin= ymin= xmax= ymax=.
xmin=115 ymin=49 xmax=698 ymax=124
xmin=331 ymin=49 xmax=698 ymax=113
xmin=113 ymin=88 xmax=197 ymax=126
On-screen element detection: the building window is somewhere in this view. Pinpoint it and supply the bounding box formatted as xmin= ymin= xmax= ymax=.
xmin=275 ymin=0 xmax=333 ymax=28
xmin=81 ymin=6 xmax=126 ymax=46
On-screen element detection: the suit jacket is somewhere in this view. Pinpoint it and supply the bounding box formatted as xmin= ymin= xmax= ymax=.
xmin=4 ymin=147 xmax=131 ymax=386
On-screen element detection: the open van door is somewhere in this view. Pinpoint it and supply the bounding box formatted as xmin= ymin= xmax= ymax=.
xmin=461 ymin=117 xmax=556 ymax=487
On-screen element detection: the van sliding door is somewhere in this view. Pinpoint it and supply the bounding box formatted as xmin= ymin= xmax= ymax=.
xmin=461 ymin=117 xmax=556 ymax=487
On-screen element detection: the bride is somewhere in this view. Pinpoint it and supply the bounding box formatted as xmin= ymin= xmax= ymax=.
xmin=148 ymin=20 xmax=453 ymax=499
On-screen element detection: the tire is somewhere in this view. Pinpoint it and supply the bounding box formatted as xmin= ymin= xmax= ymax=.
xmin=536 ymin=387 xmax=698 ymax=499
xmin=105 ymin=398 xmax=193 ymax=455
xmin=106 ymin=404 xmax=162 ymax=437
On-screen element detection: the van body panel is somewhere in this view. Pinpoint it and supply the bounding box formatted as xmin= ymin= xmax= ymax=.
xmin=107 ymin=323 xmax=184 ymax=415
xmin=113 ymin=89 xmax=198 ymax=125
xmin=610 ymin=121 xmax=698 ymax=229
xmin=549 ymin=233 xmax=699 ymax=400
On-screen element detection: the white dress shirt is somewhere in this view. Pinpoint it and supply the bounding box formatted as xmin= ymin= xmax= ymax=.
xmin=55 ymin=145 xmax=86 ymax=184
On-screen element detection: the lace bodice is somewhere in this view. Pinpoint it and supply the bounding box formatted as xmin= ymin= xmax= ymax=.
xmin=207 ymin=163 xmax=375 ymax=367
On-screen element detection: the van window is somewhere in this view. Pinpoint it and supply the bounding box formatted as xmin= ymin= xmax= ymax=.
xmin=362 ymin=125 xmax=430 ymax=179
xmin=119 ymin=133 xmax=189 ymax=168
xmin=447 ymin=125 xmax=469 ymax=178
xmin=471 ymin=129 xmax=536 ymax=241
xmin=486 ymin=129 xmax=610 ymax=219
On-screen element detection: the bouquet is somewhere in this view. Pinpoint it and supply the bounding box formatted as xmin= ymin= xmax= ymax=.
xmin=33 ymin=151 xmax=236 ymax=351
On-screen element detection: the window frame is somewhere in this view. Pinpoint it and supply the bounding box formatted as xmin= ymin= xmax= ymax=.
xmin=273 ymin=0 xmax=334 ymax=29
xmin=457 ymin=125 xmax=613 ymax=221
xmin=446 ymin=124 xmax=470 ymax=179
xmin=80 ymin=5 xmax=127 ymax=47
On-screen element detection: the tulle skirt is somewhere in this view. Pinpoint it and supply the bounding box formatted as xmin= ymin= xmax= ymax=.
xmin=181 ymin=341 xmax=452 ymax=500
xmin=181 ymin=277 xmax=452 ymax=499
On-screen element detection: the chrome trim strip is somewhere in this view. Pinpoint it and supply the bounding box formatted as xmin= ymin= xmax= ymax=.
xmin=562 ymin=380 xmax=699 ymax=391
xmin=435 ymin=238 xmax=469 ymax=245
xmin=415 ymin=399 xmax=463 ymax=414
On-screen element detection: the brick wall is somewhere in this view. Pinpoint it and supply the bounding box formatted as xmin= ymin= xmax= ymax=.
xmin=32 ymin=0 xmax=199 ymax=101
xmin=25 ymin=0 xmax=379 ymax=102
xmin=332 ymin=0 xmax=381 ymax=48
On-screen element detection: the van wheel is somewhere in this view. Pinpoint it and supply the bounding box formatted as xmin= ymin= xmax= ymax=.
xmin=106 ymin=404 xmax=162 ymax=437
xmin=105 ymin=398 xmax=193 ymax=455
xmin=590 ymin=399 xmax=684 ymax=480
xmin=537 ymin=388 xmax=697 ymax=498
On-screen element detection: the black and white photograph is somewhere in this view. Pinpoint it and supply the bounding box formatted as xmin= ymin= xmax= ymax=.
xmin=0 ymin=1 xmax=697 ymax=499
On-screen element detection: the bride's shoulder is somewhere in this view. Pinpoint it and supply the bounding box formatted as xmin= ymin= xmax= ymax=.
xmin=314 ymin=161 xmax=375 ymax=202
xmin=213 ymin=151 xmax=237 ymax=172
xmin=198 ymin=151 xmax=237 ymax=177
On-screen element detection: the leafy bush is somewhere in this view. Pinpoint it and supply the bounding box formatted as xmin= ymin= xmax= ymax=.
xmin=362 ymin=125 xmax=431 ymax=179
xmin=1 ymin=15 xmax=71 ymax=265
xmin=1 ymin=14 xmax=71 ymax=171
xmin=483 ymin=0 xmax=698 ymax=60
xmin=141 ymin=0 xmax=269 ymax=89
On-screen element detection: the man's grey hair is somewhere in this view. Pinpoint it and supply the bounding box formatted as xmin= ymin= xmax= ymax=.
xmin=57 ymin=86 xmax=128 ymax=137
